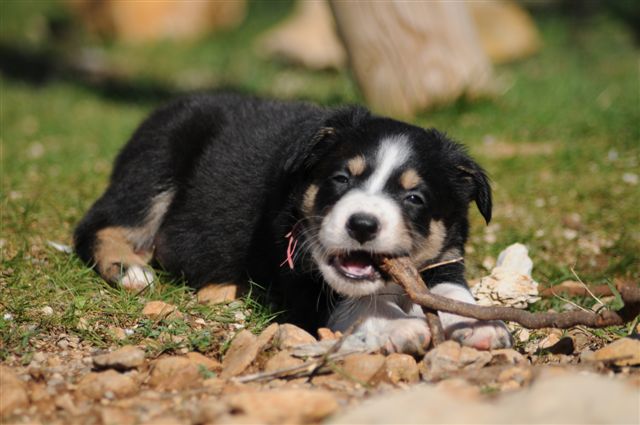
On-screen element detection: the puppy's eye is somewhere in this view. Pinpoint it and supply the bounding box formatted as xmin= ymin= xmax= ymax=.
xmin=404 ymin=194 xmax=424 ymax=206
xmin=332 ymin=174 xmax=349 ymax=185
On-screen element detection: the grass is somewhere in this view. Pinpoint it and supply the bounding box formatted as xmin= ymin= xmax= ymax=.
xmin=1 ymin=1 xmax=638 ymax=360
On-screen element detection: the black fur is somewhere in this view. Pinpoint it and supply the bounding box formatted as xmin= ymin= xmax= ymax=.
xmin=74 ymin=93 xmax=491 ymax=330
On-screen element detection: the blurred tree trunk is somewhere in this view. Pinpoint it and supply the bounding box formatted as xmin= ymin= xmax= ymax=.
xmin=329 ymin=1 xmax=494 ymax=118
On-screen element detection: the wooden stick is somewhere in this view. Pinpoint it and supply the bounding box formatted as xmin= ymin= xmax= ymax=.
xmin=380 ymin=257 xmax=640 ymax=329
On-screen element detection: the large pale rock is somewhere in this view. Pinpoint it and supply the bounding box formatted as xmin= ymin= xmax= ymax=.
xmin=149 ymin=356 xmax=201 ymax=390
xmin=329 ymin=373 xmax=639 ymax=424
xmin=0 ymin=366 xmax=29 ymax=416
xmin=224 ymin=389 xmax=339 ymax=424
xmin=93 ymin=345 xmax=145 ymax=371
xmin=275 ymin=324 xmax=317 ymax=349
xmin=221 ymin=330 xmax=260 ymax=378
xmin=594 ymin=338 xmax=640 ymax=366
xmin=471 ymin=243 xmax=540 ymax=308
xmin=77 ymin=370 xmax=138 ymax=399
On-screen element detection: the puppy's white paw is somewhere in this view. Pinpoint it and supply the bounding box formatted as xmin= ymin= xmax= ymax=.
xmin=119 ymin=265 xmax=155 ymax=291
xmin=381 ymin=318 xmax=431 ymax=355
xmin=445 ymin=319 xmax=513 ymax=350
xmin=350 ymin=317 xmax=431 ymax=356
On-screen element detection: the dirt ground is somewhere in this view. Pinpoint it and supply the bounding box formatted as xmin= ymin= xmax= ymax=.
xmin=2 ymin=304 xmax=639 ymax=425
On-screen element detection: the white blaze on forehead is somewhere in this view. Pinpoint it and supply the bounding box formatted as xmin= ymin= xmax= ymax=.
xmin=365 ymin=135 xmax=411 ymax=193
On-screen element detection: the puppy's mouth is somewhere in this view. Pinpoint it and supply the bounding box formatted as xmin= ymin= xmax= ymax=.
xmin=329 ymin=251 xmax=383 ymax=281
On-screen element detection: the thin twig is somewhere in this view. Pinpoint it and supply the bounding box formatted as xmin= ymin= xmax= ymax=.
xmin=380 ymin=256 xmax=640 ymax=330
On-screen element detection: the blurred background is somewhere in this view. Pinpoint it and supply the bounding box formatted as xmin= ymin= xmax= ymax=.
xmin=1 ymin=0 xmax=639 ymax=288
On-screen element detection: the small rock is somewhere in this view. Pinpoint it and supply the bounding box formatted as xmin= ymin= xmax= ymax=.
xmin=255 ymin=323 xmax=280 ymax=351
xmin=265 ymin=351 xmax=304 ymax=373
xmin=108 ymin=326 xmax=128 ymax=341
xmin=186 ymin=352 xmax=221 ymax=372
xmin=341 ymin=353 xmax=386 ymax=384
xmin=317 ymin=327 xmax=338 ymax=341
xmin=224 ymin=389 xmax=339 ymax=424
xmin=221 ymin=330 xmax=260 ymax=378
xmin=383 ymin=353 xmax=420 ymax=384
xmin=594 ymin=338 xmax=640 ymax=366
xmin=537 ymin=333 xmax=561 ymax=350
xmin=142 ymin=300 xmax=182 ymax=320
xmin=0 ymin=366 xmax=29 ymax=416
xmin=490 ymin=348 xmax=526 ymax=365
xmin=149 ymin=356 xmax=202 ymax=390
xmin=41 ymin=305 xmax=54 ymax=316
xmin=93 ymin=345 xmax=145 ymax=371
xmin=76 ymin=370 xmax=137 ymax=400
xmin=276 ymin=323 xmax=317 ymax=349
xmin=421 ymin=341 xmax=492 ymax=381
xmin=197 ymin=282 xmax=246 ymax=305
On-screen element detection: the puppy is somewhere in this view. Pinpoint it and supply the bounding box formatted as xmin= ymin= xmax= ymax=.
xmin=74 ymin=93 xmax=512 ymax=353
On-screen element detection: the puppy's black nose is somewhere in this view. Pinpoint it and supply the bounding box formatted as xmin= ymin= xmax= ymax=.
xmin=346 ymin=213 xmax=379 ymax=244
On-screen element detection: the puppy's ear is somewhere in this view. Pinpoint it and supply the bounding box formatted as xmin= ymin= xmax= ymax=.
xmin=283 ymin=126 xmax=336 ymax=174
xmin=284 ymin=106 xmax=370 ymax=175
xmin=456 ymin=160 xmax=492 ymax=224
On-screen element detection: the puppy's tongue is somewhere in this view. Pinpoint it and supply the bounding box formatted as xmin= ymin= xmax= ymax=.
xmin=336 ymin=252 xmax=376 ymax=278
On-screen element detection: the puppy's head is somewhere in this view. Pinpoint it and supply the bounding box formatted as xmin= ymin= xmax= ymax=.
xmin=296 ymin=110 xmax=491 ymax=297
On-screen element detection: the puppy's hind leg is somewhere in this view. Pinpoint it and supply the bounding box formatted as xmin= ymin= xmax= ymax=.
xmin=75 ymin=190 xmax=175 ymax=291
xmin=92 ymin=227 xmax=154 ymax=291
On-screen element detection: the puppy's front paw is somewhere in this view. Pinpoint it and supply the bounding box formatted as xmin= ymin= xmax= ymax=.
xmin=351 ymin=317 xmax=431 ymax=356
xmin=382 ymin=318 xmax=431 ymax=355
xmin=445 ymin=320 xmax=513 ymax=350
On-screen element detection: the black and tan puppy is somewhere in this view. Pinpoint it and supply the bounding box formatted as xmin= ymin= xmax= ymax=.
xmin=75 ymin=93 xmax=512 ymax=353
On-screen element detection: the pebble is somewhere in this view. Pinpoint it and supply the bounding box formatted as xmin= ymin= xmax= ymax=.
xmin=197 ymin=282 xmax=245 ymax=305
xmin=255 ymin=323 xmax=280 ymax=351
xmin=341 ymin=353 xmax=386 ymax=384
xmin=41 ymin=305 xmax=54 ymax=316
xmin=382 ymin=353 xmax=420 ymax=384
xmin=149 ymin=356 xmax=202 ymax=391
xmin=93 ymin=345 xmax=146 ymax=371
xmin=77 ymin=370 xmax=138 ymax=400
xmin=0 ymin=366 xmax=29 ymax=416
xmin=490 ymin=349 xmax=526 ymax=365
xmin=421 ymin=341 xmax=492 ymax=381
xmin=224 ymin=389 xmax=339 ymax=424
xmin=593 ymin=338 xmax=640 ymax=366
xmin=275 ymin=323 xmax=317 ymax=349
xmin=221 ymin=330 xmax=260 ymax=378
xmin=142 ymin=301 xmax=182 ymax=320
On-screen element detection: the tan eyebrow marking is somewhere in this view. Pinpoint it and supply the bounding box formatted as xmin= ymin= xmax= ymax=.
xmin=399 ymin=168 xmax=422 ymax=190
xmin=347 ymin=155 xmax=366 ymax=176
xmin=302 ymin=184 xmax=319 ymax=215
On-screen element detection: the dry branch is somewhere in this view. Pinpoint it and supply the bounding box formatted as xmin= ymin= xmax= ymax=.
xmin=380 ymin=257 xmax=640 ymax=330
